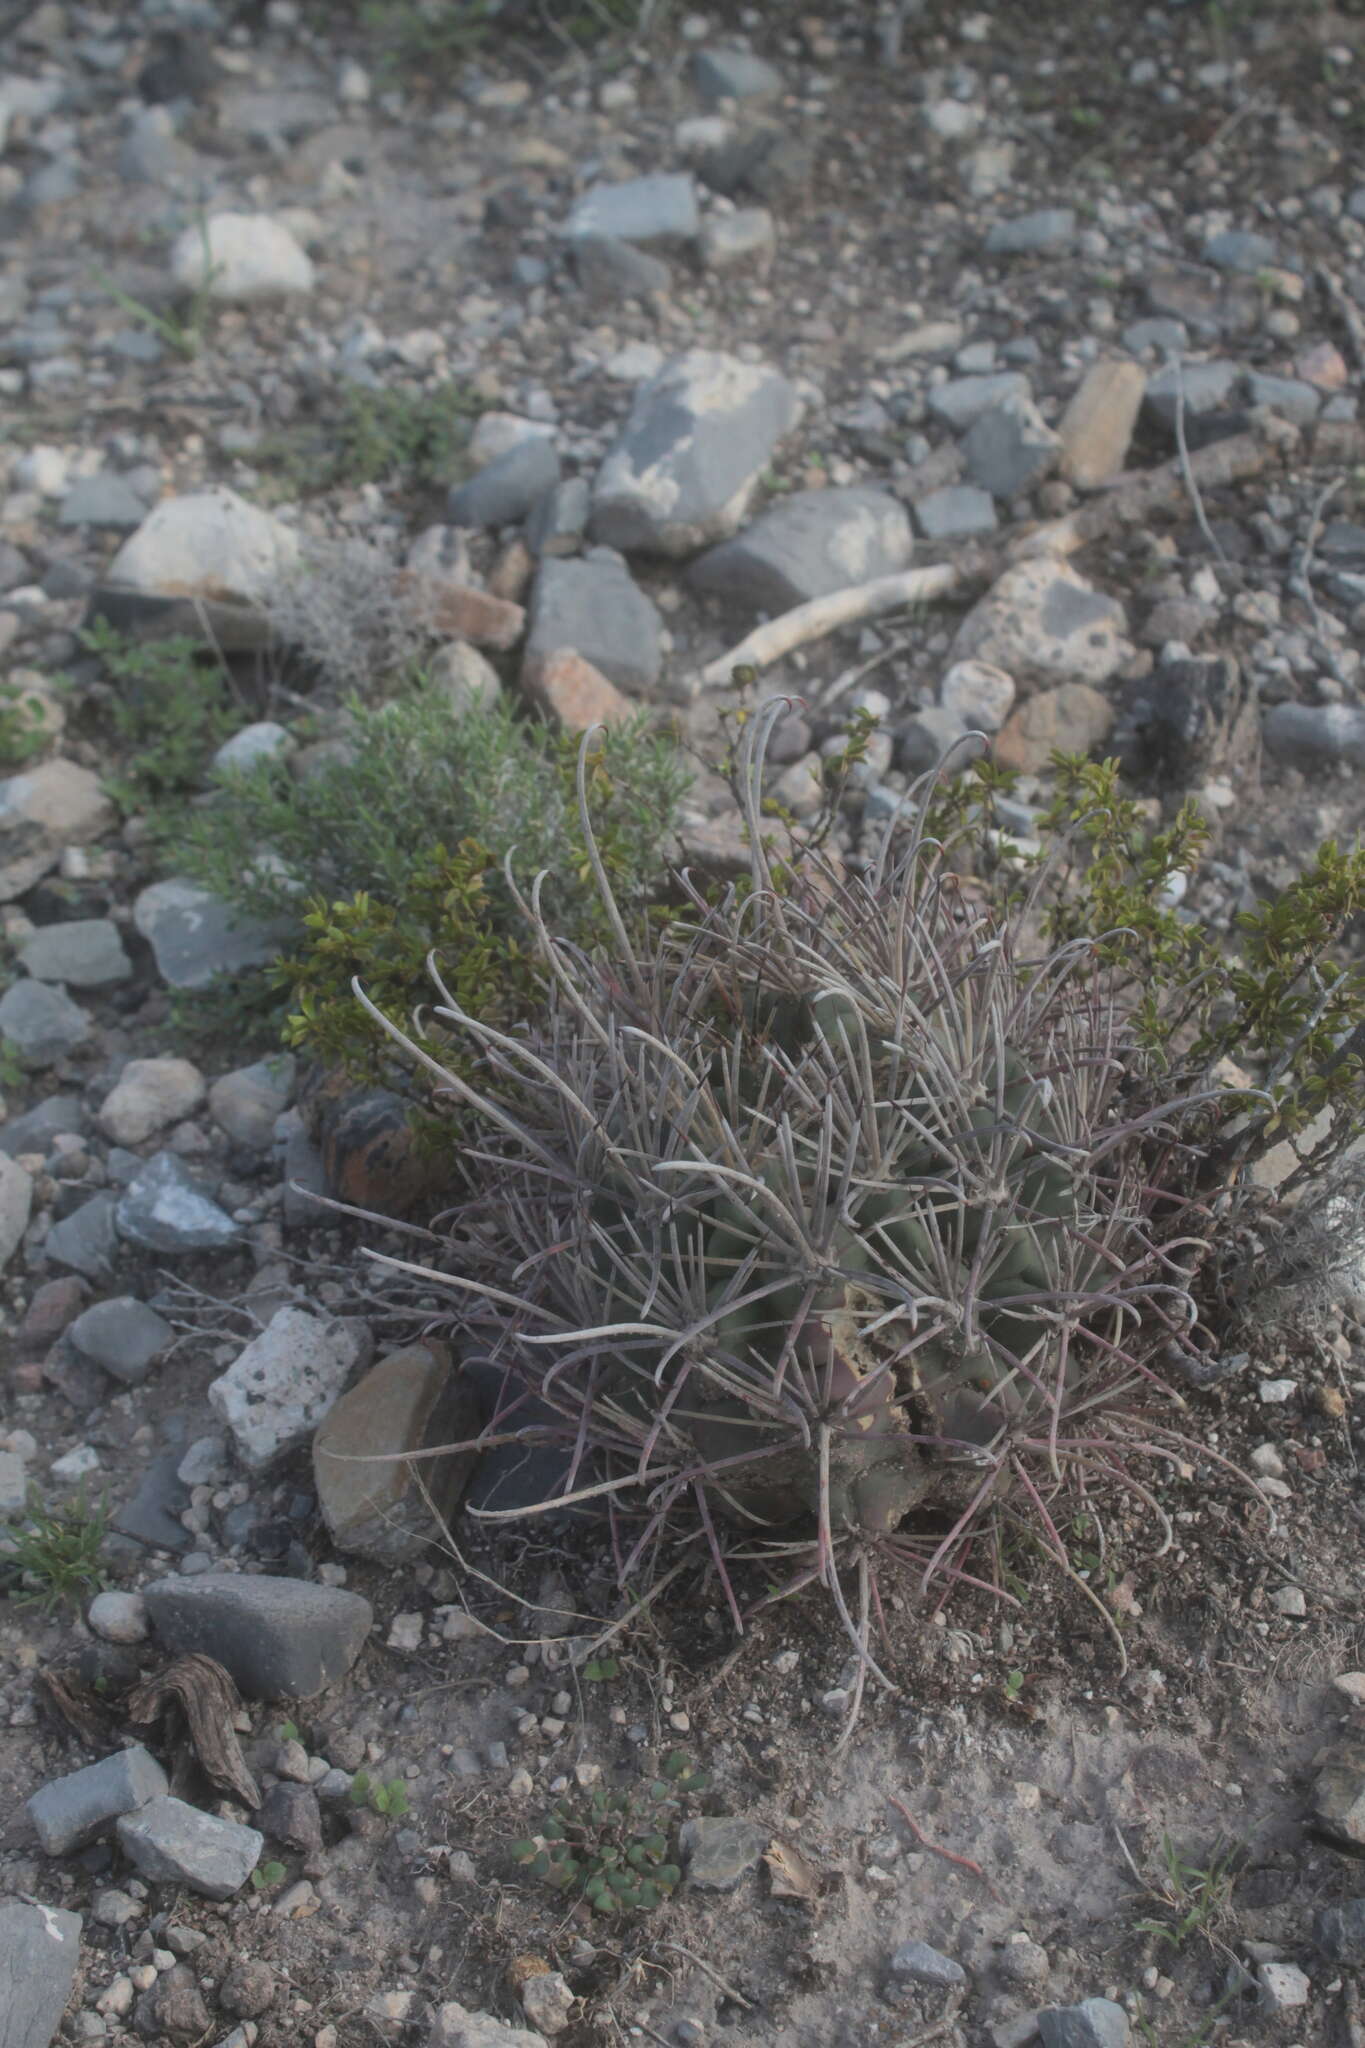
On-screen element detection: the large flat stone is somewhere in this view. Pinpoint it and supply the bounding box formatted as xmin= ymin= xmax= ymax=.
xmin=591 ymin=350 xmax=800 ymax=558
xmin=950 ymin=559 xmax=1129 ymax=688
xmin=106 ymin=487 xmax=299 ymax=610
xmin=566 ymin=174 xmax=700 ymax=249
xmin=314 ymin=1340 xmax=480 ymax=1564
xmin=142 ymin=1572 xmax=373 ymax=1699
xmin=687 ymin=487 xmax=912 ymax=609
xmin=116 ymin=1795 xmax=262 ymax=1899
xmin=0 ymin=1898 xmax=82 ymax=2048
xmin=133 ymin=878 xmax=296 ymax=990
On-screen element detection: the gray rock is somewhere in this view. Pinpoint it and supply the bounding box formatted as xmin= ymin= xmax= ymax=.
xmin=0 ymin=1898 xmax=82 ymax=2048
xmin=142 ymin=1572 xmax=374 ymax=1698
xmin=1203 ymin=228 xmax=1278 ymax=273
xmin=27 ymin=1743 xmax=168 ymax=1854
xmin=0 ymin=1447 xmax=26 ymax=1514
xmin=688 ymin=487 xmax=912 ymax=610
xmin=1244 ymin=370 xmax=1320 ymax=424
xmin=68 ymin=1297 xmax=174 ymax=1385
xmin=572 ymin=235 xmax=671 ymax=303
xmin=117 ymin=1794 xmax=262 ymax=1898
xmin=926 ymin=372 xmax=1031 ymax=433
xmin=106 ymin=488 xmax=299 ymax=611
xmin=1314 ymin=1899 xmax=1365 ymax=1963
xmin=591 ymin=349 xmax=800 ymax=558
xmin=889 ymin=1941 xmax=967 ymax=1987
xmin=18 ymin=919 xmax=132 ymax=987
xmin=428 ymin=2003 xmax=547 ymax=2048
xmin=282 ymin=1122 xmax=328 ymax=1229
xmin=57 ymin=475 xmax=149 ymax=530
xmin=699 ymin=206 xmax=776 ymax=272
xmin=256 ymin=1780 xmax=322 ymax=1861
xmin=1122 ymin=315 xmax=1189 ymax=355
xmin=692 ymin=46 xmax=783 ymax=106
xmin=951 ymin=558 xmax=1129 ymax=687
xmin=894 ymin=706 xmax=975 ymax=774
xmin=208 ymin=1055 xmax=295 ymax=1150
xmin=448 ymin=438 xmax=561 ymax=530
xmin=111 ymin=1452 xmax=192 ymax=1552
xmin=99 ymin=1056 xmax=205 ymax=1145
xmin=0 ymin=979 xmax=92 ymax=1067
xmin=964 ymin=394 xmax=1062 ymax=498
xmin=915 ymin=486 xmax=998 ymax=540
xmin=1322 ymin=521 xmax=1365 ymax=562
xmin=45 ymin=1191 xmax=118 ymax=1280
xmin=211 ymin=721 xmax=291 ymax=776
xmin=0 ymin=1152 xmax=32 ymax=1273
xmin=1263 ymin=702 xmax=1365 ymax=769
xmin=985 ymin=208 xmax=1076 ymax=255
xmin=1144 ymin=359 xmax=1239 ymax=428
xmin=116 ymin=1153 xmax=238 ymax=1254
xmin=566 ymin=174 xmax=700 ymax=249
xmin=1350 ymin=187 xmax=1365 ymax=224
xmin=1313 ymin=1744 xmax=1365 ymax=1847
xmin=1038 ymin=1999 xmax=1130 ymax=2048
xmin=133 ymin=878 xmax=296 ymax=990
xmin=525 ymin=477 xmax=591 ymax=558
xmin=210 ymin=1306 xmax=373 ymax=1471
xmin=525 ymin=557 xmax=662 ymax=693
xmin=0 ymin=1095 xmax=86 ymax=1154
xmin=679 ymin=1814 xmax=769 ymax=1890
xmin=218 ymin=87 xmax=333 ymax=142
xmin=87 ymin=1589 xmax=149 ymax=1642
xmin=0 ymin=759 xmax=115 ymax=901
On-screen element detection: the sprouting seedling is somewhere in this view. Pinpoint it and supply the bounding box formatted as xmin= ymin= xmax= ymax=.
xmin=349 ymin=1771 xmax=411 ymax=1820
xmin=510 ymin=1752 xmax=707 ymax=1916
xmin=250 ymin=1860 xmax=286 ymax=1893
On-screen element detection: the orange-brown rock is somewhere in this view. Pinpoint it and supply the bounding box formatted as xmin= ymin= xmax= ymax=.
xmin=521 ymin=649 xmax=634 ymax=730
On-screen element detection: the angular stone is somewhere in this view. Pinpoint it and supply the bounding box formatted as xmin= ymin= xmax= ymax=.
xmin=133 ymin=878 xmax=296 ymax=990
xmin=524 ymin=556 xmax=661 ymax=693
xmin=0 ymin=1899 xmax=82 ymax=2048
xmin=679 ymin=1814 xmax=769 ymax=1890
xmin=18 ymin=918 xmax=132 ymax=987
xmin=1037 ymin=2000 xmax=1130 ymax=2048
xmin=964 ymin=394 xmax=1061 ymax=498
xmin=396 ymin=573 xmax=525 ymax=651
xmin=0 ymin=1449 xmax=27 ymax=1515
xmin=692 ymin=46 xmax=783 ymax=106
xmin=995 ymin=684 xmax=1115 ymax=773
xmin=0 ymin=759 xmax=115 ymax=901
xmin=68 ymin=1297 xmax=174 ymax=1385
xmin=117 ymin=1795 xmax=262 ymax=1898
xmin=0 ymin=1094 xmax=85 ymax=1155
xmin=107 ymin=488 xmax=299 ymax=611
xmin=0 ymin=1151 xmax=32 ymax=1273
xmin=1263 ymin=702 xmax=1365 ymax=769
xmin=110 ymin=1452 xmax=191 ymax=1552
xmin=1144 ymin=360 xmax=1239 ymax=429
xmin=926 ymin=371 xmax=1031 ymax=433
xmin=429 ymin=641 xmax=503 ymax=714
xmin=591 ymin=350 xmax=800 ymax=558
xmin=20 ymin=1273 xmax=89 ymax=1344
xmin=27 ymin=1743 xmax=168 ymax=1854
xmin=699 ymin=207 xmax=776 ymax=272
xmin=1313 ymin=1742 xmax=1365 ymax=1848
xmin=985 ymin=208 xmax=1076 ymax=255
xmin=1244 ymin=370 xmax=1321 ymax=425
xmin=566 ymin=174 xmax=700 ymax=249
xmin=1203 ymin=228 xmax=1278 ymax=273
xmin=314 ymin=1339 xmax=478 ymax=1564
xmin=889 ymin=1941 xmax=966 ymax=1987
xmin=208 ymin=1055 xmax=296 ymax=1150
xmin=142 ymin=1572 xmax=374 ymax=1698
xmin=448 ymin=438 xmax=561 ymax=530
xmin=1058 ymin=361 xmax=1147 ymax=488
xmin=171 ymin=212 xmax=314 ymax=300
xmin=1314 ymin=1898 xmax=1365 ymax=1964
xmin=99 ymin=1057 xmax=206 ymax=1145
xmin=940 ymin=659 xmax=1016 ymax=733
xmin=952 ymin=560 xmax=1128 ymax=688
xmin=521 ymin=650 xmax=635 ymax=730
xmin=915 ymin=486 xmax=997 ymax=540
xmin=58 ymin=474 xmax=149 ymax=530
xmin=573 ymin=235 xmax=671 ymax=303
xmin=520 ymin=1974 xmax=574 ymax=2039
xmin=209 ymin=1305 xmax=373 ymax=1471
xmin=0 ymin=979 xmax=92 ymax=1066
xmin=45 ymin=1191 xmax=118 ymax=1280
xmin=115 ymin=1153 xmax=238 ymax=1253
xmin=688 ymin=487 xmax=912 ymax=610
xmin=428 ymin=2004 xmax=548 ymax=2048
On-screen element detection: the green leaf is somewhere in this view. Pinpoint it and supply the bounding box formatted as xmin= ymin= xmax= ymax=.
xmin=583 ymin=1657 xmax=619 ymax=1682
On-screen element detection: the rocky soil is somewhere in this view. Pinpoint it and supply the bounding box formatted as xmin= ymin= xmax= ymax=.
xmin=5 ymin=2 xmax=1365 ymax=2046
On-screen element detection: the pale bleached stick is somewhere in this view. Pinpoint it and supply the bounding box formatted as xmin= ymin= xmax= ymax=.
xmin=699 ymin=562 xmax=965 ymax=687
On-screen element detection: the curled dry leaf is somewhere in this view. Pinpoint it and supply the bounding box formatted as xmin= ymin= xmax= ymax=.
xmin=764 ymin=1839 xmax=821 ymax=1902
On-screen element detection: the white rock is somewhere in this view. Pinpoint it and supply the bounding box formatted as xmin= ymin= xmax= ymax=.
xmin=1332 ymin=1671 xmax=1365 ymax=1705
xmin=1271 ymin=1585 xmax=1307 ymax=1617
xmin=337 ymin=59 xmax=370 ymax=103
xmin=211 ymin=722 xmax=292 ymax=777
xmin=107 ymin=488 xmax=299 ymax=610
xmin=171 ymin=212 xmax=315 ymax=301
xmin=88 ymin=1590 xmax=150 ymax=1644
xmin=0 ymin=1152 xmax=32 ymax=1273
xmin=208 ymin=1306 xmax=374 ymax=1471
xmin=14 ymin=445 xmax=69 ymax=498
xmin=1258 ymin=1960 xmax=1310 ymax=2011
xmin=99 ymin=1057 xmax=206 ymax=1147
xmin=467 ymin=412 xmax=557 ymax=468
xmin=1249 ymin=1444 xmax=1285 ymax=1478
xmin=939 ymin=658 xmax=1016 ymax=732
xmin=51 ymin=1445 xmax=100 ymax=1482
xmin=1259 ymin=1378 xmax=1297 ymax=1404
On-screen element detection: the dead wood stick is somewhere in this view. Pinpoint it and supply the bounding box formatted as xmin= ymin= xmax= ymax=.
xmin=698 ymin=564 xmax=965 ymax=687
xmin=1011 ymin=428 xmax=1277 ymax=562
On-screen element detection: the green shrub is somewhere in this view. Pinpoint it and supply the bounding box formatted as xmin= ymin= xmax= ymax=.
xmin=174 ymin=690 xmax=691 ymax=1086
xmin=0 ymin=680 xmax=57 ymax=771
xmin=258 ymin=382 xmax=481 ymax=500
xmin=81 ymin=620 xmax=249 ymax=821
xmin=0 ymin=1486 xmax=109 ymax=1614
xmin=511 ymin=1752 xmax=706 ymax=1916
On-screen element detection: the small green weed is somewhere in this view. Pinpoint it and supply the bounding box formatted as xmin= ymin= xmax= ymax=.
xmin=0 ymin=680 xmax=55 ymax=771
xmin=349 ymin=1770 xmax=411 ymax=1819
xmin=511 ymin=1751 xmax=706 ymax=1916
xmin=166 ymin=974 xmax=290 ymax=1069
xmin=92 ymin=218 xmax=222 ymax=360
xmin=1130 ymin=1831 xmax=1244 ymax=1954
xmin=0 ymin=1486 xmax=110 ymax=1614
xmin=81 ymin=620 xmax=248 ymax=822
xmin=250 ymin=1859 xmax=287 ymax=1892
xmin=0 ymin=1041 xmax=27 ymax=1094
xmin=360 ymin=0 xmax=650 ymax=76
xmin=258 ymin=382 xmax=481 ymax=500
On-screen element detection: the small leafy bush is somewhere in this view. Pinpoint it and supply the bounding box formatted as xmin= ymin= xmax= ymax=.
xmin=0 ymin=680 xmax=56 ymax=771
xmin=511 ymin=1752 xmax=706 ymax=1915
xmin=82 ymin=620 xmax=248 ymax=820
xmin=258 ymin=382 xmax=481 ymax=499
xmin=349 ymin=1770 xmax=410 ymax=1819
xmin=0 ymin=1486 xmax=109 ymax=1614
xmin=175 ymin=690 xmax=691 ymax=1087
